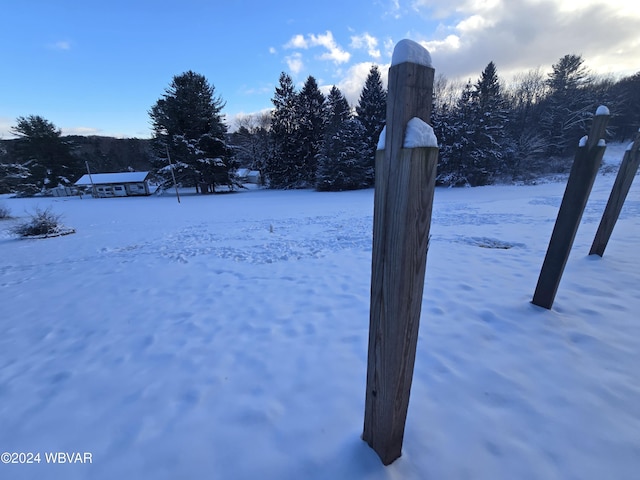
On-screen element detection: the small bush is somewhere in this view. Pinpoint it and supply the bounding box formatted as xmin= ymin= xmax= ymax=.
xmin=0 ymin=203 xmax=10 ymax=219
xmin=12 ymin=207 xmax=72 ymax=238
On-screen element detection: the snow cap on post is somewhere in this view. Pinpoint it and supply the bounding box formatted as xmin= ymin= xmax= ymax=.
xmin=404 ymin=117 xmax=438 ymax=148
xmin=391 ymin=39 xmax=432 ymax=67
xmin=595 ymin=105 xmax=610 ymax=116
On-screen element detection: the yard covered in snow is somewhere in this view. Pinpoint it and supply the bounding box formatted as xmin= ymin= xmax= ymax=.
xmin=1 ymin=143 xmax=639 ymax=479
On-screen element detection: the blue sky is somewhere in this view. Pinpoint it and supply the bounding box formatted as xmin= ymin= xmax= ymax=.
xmin=2 ymin=0 xmax=638 ymax=139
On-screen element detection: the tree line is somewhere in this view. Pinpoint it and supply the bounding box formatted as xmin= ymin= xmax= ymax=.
xmin=235 ymin=53 xmax=638 ymax=189
xmin=432 ymin=55 xmax=639 ymax=186
xmin=2 ymin=53 xmax=638 ymax=195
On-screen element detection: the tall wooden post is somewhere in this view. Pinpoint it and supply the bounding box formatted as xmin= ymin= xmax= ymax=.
xmin=532 ymin=107 xmax=610 ymax=309
xmin=589 ymin=132 xmax=640 ymax=257
xmin=363 ymin=39 xmax=438 ymax=466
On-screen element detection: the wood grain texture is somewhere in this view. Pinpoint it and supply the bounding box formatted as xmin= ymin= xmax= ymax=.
xmin=532 ymin=113 xmax=610 ymax=310
xmin=363 ymin=59 xmax=436 ymax=466
xmin=590 ymin=134 xmax=640 ymax=257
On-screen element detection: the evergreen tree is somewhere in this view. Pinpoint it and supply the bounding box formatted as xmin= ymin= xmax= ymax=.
xmin=431 ymin=99 xmax=458 ymax=185
xmin=10 ymin=115 xmax=81 ymax=194
xmin=539 ymin=54 xmax=592 ymax=155
xmin=267 ymin=72 xmax=299 ymax=188
xmin=355 ymin=65 xmax=387 ymax=186
xmin=149 ymin=70 xmax=233 ymax=193
xmin=316 ymin=86 xmax=369 ymax=191
xmin=436 ymin=63 xmax=510 ymax=186
xmin=316 ymin=118 xmax=369 ymax=191
xmin=470 ymin=61 xmax=510 ymax=182
xmin=324 ymin=85 xmax=351 ymax=134
xmin=295 ymin=76 xmax=326 ymax=186
xmin=442 ymin=81 xmax=478 ymax=186
xmin=609 ymin=72 xmax=640 ymax=141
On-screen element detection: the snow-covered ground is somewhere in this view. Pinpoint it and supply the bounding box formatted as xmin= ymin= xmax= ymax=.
xmin=1 ymin=143 xmax=639 ymax=479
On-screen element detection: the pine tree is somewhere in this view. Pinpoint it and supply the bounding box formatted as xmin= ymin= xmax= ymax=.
xmin=324 ymin=85 xmax=351 ymax=134
xmin=267 ymin=72 xmax=299 ymax=188
xmin=10 ymin=115 xmax=82 ymax=194
xmin=355 ymin=65 xmax=387 ymax=186
xmin=316 ymin=119 xmax=369 ymax=191
xmin=610 ymin=72 xmax=640 ymax=141
xmin=316 ymin=86 xmax=369 ymax=191
xmin=436 ymin=63 xmax=510 ymax=186
xmin=444 ymin=81 xmax=477 ymax=186
xmin=471 ymin=61 xmax=510 ymax=182
xmin=295 ymin=76 xmax=326 ymax=186
xmin=149 ymin=70 xmax=232 ymax=193
xmin=539 ymin=54 xmax=592 ymax=155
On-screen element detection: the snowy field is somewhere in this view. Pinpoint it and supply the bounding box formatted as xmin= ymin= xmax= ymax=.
xmin=1 ymin=143 xmax=639 ymax=480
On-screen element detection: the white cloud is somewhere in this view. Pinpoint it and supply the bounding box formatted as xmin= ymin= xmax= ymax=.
xmin=0 ymin=117 xmax=15 ymax=138
xmin=334 ymin=62 xmax=390 ymax=106
xmin=285 ymin=53 xmax=304 ymax=75
xmin=284 ymin=31 xmax=351 ymax=64
xmin=269 ymin=47 xmax=277 ymax=55
xmin=350 ymin=33 xmax=381 ymax=59
xmin=383 ymin=38 xmax=396 ymax=58
xmin=422 ymin=35 xmax=461 ymax=55
xmin=410 ymin=0 xmax=640 ymax=81
xmin=455 ymin=14 xmax=493 ymax=33
xmin=285 ymin=34 xmax=308 ymax=49
xmin=384 ymin=0 xmax=402 ymax=19
xmin=48 ymin=40 xmax=71 ymax=51
xmin=61 ymin=126 xmax=102 ymax=136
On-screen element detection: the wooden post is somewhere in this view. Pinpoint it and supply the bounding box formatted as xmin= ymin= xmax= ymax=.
xmin=589 ymin=132 xmax=640 ymax=257
xmin=532 ymin=107 xmax=611 ymax=309
xmin=85 ymin=161 xmax=96 ymax=198
xmin=363 ymin=39 xmax=437 ymax=466
xmin=166 ymin=146 xmax=181 ymax=204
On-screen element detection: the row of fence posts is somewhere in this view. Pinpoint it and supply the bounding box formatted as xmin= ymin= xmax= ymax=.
xmin=364 ymin=39 xmax=640 ymax=465
xmin=532 ymin=118 xmax=640 ymax=309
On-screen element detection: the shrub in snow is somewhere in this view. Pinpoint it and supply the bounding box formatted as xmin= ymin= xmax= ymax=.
xmin=0 ymin=203 xmax=11 ymax=219
xmin=12 ymin=207 xmax=74 ymax=238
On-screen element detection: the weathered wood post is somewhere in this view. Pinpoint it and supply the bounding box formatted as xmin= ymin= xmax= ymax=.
xmin=363 ymin=39 xmax=438 ymax=466
xmin=532 ymin=106 xmax=611 ymax=309
xmin=589 ymin=132 xmax=640 ymax=257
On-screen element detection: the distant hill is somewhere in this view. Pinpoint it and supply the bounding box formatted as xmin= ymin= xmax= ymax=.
xmin=65 ymin=136 xmax=154 ymax=174
xmin=1 ymin=135 xmax=154 ymax=176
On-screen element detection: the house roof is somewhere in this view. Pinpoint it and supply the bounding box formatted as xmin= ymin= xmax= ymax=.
xmin=75 ymin=172 xmax=150 ymax=186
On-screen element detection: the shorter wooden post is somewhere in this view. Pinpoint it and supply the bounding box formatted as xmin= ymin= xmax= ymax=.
xmin=589 ymin=133 xmax=640 ymax=257
xmin=532 ymin=108 xmax=610 ymax=310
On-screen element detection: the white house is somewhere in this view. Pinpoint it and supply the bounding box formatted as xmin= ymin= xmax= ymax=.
xmin=235 ymin=168 xmax=262 ymax=185
xmin=74 ymin=172 xmax=151 ymax=198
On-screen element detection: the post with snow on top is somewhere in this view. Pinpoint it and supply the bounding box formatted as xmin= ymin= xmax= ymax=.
xmin=363 ymin=39 xmax=438 ymax=466
xmin=589 ymin=131 xmax=640 ymax=257
xmin=532 ymin=106 xmax=610 ymax=310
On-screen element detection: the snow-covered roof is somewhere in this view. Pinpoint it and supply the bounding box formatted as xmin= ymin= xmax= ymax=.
xmin=75 ymin=172 xmax=150 ymax=186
